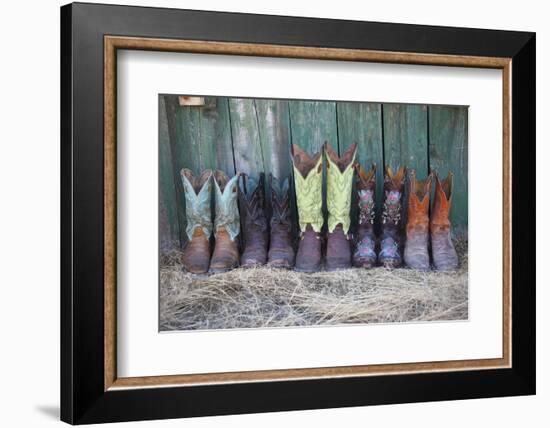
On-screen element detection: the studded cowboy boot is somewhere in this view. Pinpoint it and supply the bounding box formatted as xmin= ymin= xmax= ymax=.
xmin=267 ymin=175 xmax=295 ymax=268
xmin=378 ymin=166 xmax=406 ymax=267
xmin=239 ymin=173 xmax=268 ymax=267
xmin=404 ymin=170 xmax=433 ymax=271
xmin=209 ymin=170 xmax=241 ymax=273
xmin=325 ymin=143 xmax=357 ymax=270
xmin=292 ymin=144 xmax=323 ymax=273
xmin=430 ymin=171 xmax=459 ymax=271
xmin=180 ymin=169 xmax=213 ymax=274
xmin=353 ymin=163 xmax=377 ymax=268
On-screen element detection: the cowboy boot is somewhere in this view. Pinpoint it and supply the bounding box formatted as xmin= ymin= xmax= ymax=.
xmin=180 ymin=169 xmax=213 ymax=274
xmin=325 ymin=143 xmax=357 ymax=270
xmin=404 ymin=170 xmax=433 ymax=270
xmin=431 ymin=171 xmax=459 ymax=271
xmin=378 ymin=166 xmax=406 ymax=267
xmin=209 ymin=170 xmax=241 ymax=273
xmin=292 ymin=144 xmax=323 ymax=272
xmin=239 ymin=173 xmax=268 ymax=267
xmin=353 ymin=163 xmax=377 ymax=268
xmin=267 ymin=175 xmax=295 ymax=268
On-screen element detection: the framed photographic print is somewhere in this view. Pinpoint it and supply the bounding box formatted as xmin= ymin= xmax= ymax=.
xmin=60 ymin=2 xmax=535 ymax=424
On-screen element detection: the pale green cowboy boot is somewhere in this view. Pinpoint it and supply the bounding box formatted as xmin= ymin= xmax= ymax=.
xmin=210 ymin=170 xmax=241 ymax=273
xmin=325 ymin=143 xmax=357 ymax=270
xmin=180 ymin=169 xmax=213 ymax=274
xmin=292 ymin=144 xmax=324 ymax=272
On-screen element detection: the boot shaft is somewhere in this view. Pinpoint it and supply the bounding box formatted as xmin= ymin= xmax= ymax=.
xmin=239 ymin=173 xmax=267 ymax=236
xmin=430 ymin=171 xmax=453 ymax=229
xmin=180 ymin=169 xmax=213 ymax=240
xmin=381 ymin=165 xmax=406 ymax=236
xmin=291 ymin=144 xmax=323 ymax=233
xmin=353 ymin=164 xmax=377 ymax=268
xmin=406 ymin=170 xmax=432 ymax=233
xmin=270 ymin=175 xmax=292 ymax=228
xmin=239 ymin=173 xmax=268 ymax=267
xmin=212 ymin=170 xmax=240 ymax=241
xmin=325 ymin=143 xmax=357 ymax=234
xmin=355 ymin=163 xmax=376 ymax=235
xmin=267 ymin=174 xmax=295 ymax=268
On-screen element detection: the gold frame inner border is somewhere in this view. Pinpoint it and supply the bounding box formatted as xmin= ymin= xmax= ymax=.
xmin=104 ymin=35 xmax=512 ymax=391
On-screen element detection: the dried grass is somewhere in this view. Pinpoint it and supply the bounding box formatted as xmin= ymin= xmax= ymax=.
xmin=160 ymin=240 xmax=468 ymax=331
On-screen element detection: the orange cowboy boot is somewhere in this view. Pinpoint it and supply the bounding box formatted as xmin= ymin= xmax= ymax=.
xmin=404 ymin=170 xmax=433 ymax=270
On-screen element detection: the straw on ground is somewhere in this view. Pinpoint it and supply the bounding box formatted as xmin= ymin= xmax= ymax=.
xmin=160 ymin=240 xmax=468 ymax=331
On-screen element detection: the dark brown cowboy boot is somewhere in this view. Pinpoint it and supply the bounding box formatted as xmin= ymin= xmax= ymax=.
xmin=180 ymin=169 xmax=213 ymax=274
xmin=267 ymin=175 xmax=295 ymax=268
xmin=292 ymin=144 xmax=323 ymax=272
xmin=209 ymin=170 xmax=241 ymax=273
xmin=431 ymin=171 xmax=459 ymax=271
xmin=404 ymin=170 xmax=433 ymax=270
xmin=353 ymin=164 xmax=377 ymax=268
xmin=325 ymin=143 xmax=357 ymax=270
xmin=378 ymin=166 xmax=406 ymax=268
xmin=239 ymin=173 xmax=268 ymax=267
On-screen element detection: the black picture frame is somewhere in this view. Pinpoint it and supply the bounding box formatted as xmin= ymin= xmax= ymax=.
xmin=61 ymin=2 xmax=535 ymax=424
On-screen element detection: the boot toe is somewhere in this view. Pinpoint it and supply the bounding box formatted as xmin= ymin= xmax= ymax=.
xmin=267 ymin=253 xmax=295 ymax=269
xmin=294 ymin=256 xmax=321 ymax=272
xmin=241 ymin=256 xmax=266 ymax=268
xmin=183 ymin=264 xmax=209 ymax=274
xmin=378 ymin=256 xmax=402 ymax=268
xmin=325 ymin=258 xmax=351 ymax=271
xmin=405 ymin=260 xmax=431 ymax=271
xmin=353 ymin=256 xmax=376 ymax=268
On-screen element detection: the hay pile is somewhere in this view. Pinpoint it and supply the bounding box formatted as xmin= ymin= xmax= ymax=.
xmin=160 ymin=240 xmax=468 ymax=331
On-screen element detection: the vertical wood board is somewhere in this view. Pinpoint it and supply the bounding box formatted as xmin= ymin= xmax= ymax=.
xmin=428 ymin=105 xmax=468 ymax=230
xmin=158 ymin=96 xmax=180 ymax=248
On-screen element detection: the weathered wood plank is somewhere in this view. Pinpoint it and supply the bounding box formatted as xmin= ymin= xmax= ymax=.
xmin=337 ymin=102 xmax=384 ymax=232
xmin=383 ymin=104 xmax=429 ymax=175
xmin=200 ymin=97 xmax=235 ymax=176
xmin=428 ymin=105 xmax=468 ymax=232
xmin=173 ymin=101 xmax=203 ymax=173
xmin=159 ymin=96 xmax=180 ymax=249
xmin=228 ymin=98 xmax=264 ymax=180
xmin=255 ymin=99 xmax=292 ymax=181
xmin=164 ymin=95 xmax=190 ymax=246
xmin=289 ymin=101 xmax=337 ymax=153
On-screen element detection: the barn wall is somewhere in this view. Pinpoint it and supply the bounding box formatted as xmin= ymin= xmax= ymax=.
xmin=159 ymin=95 xmax=468 ymax=248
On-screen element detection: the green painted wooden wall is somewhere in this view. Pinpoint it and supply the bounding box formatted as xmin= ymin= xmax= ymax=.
xmin=159 ymin=95 xmax=468 ymax=248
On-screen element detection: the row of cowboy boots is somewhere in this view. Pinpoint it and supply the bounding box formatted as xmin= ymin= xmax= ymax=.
xmin=180 ymin=169 xmax=295 ymax=274
xmin=352 ymin=164 xmax=458 ymax=271
xmin=292 ymin=142 xmax=358 ymax=272
xmin=180 ymin=150 xmax=458 ymax=273
xmin=404 ymin=170 xmax=459 ymax=271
